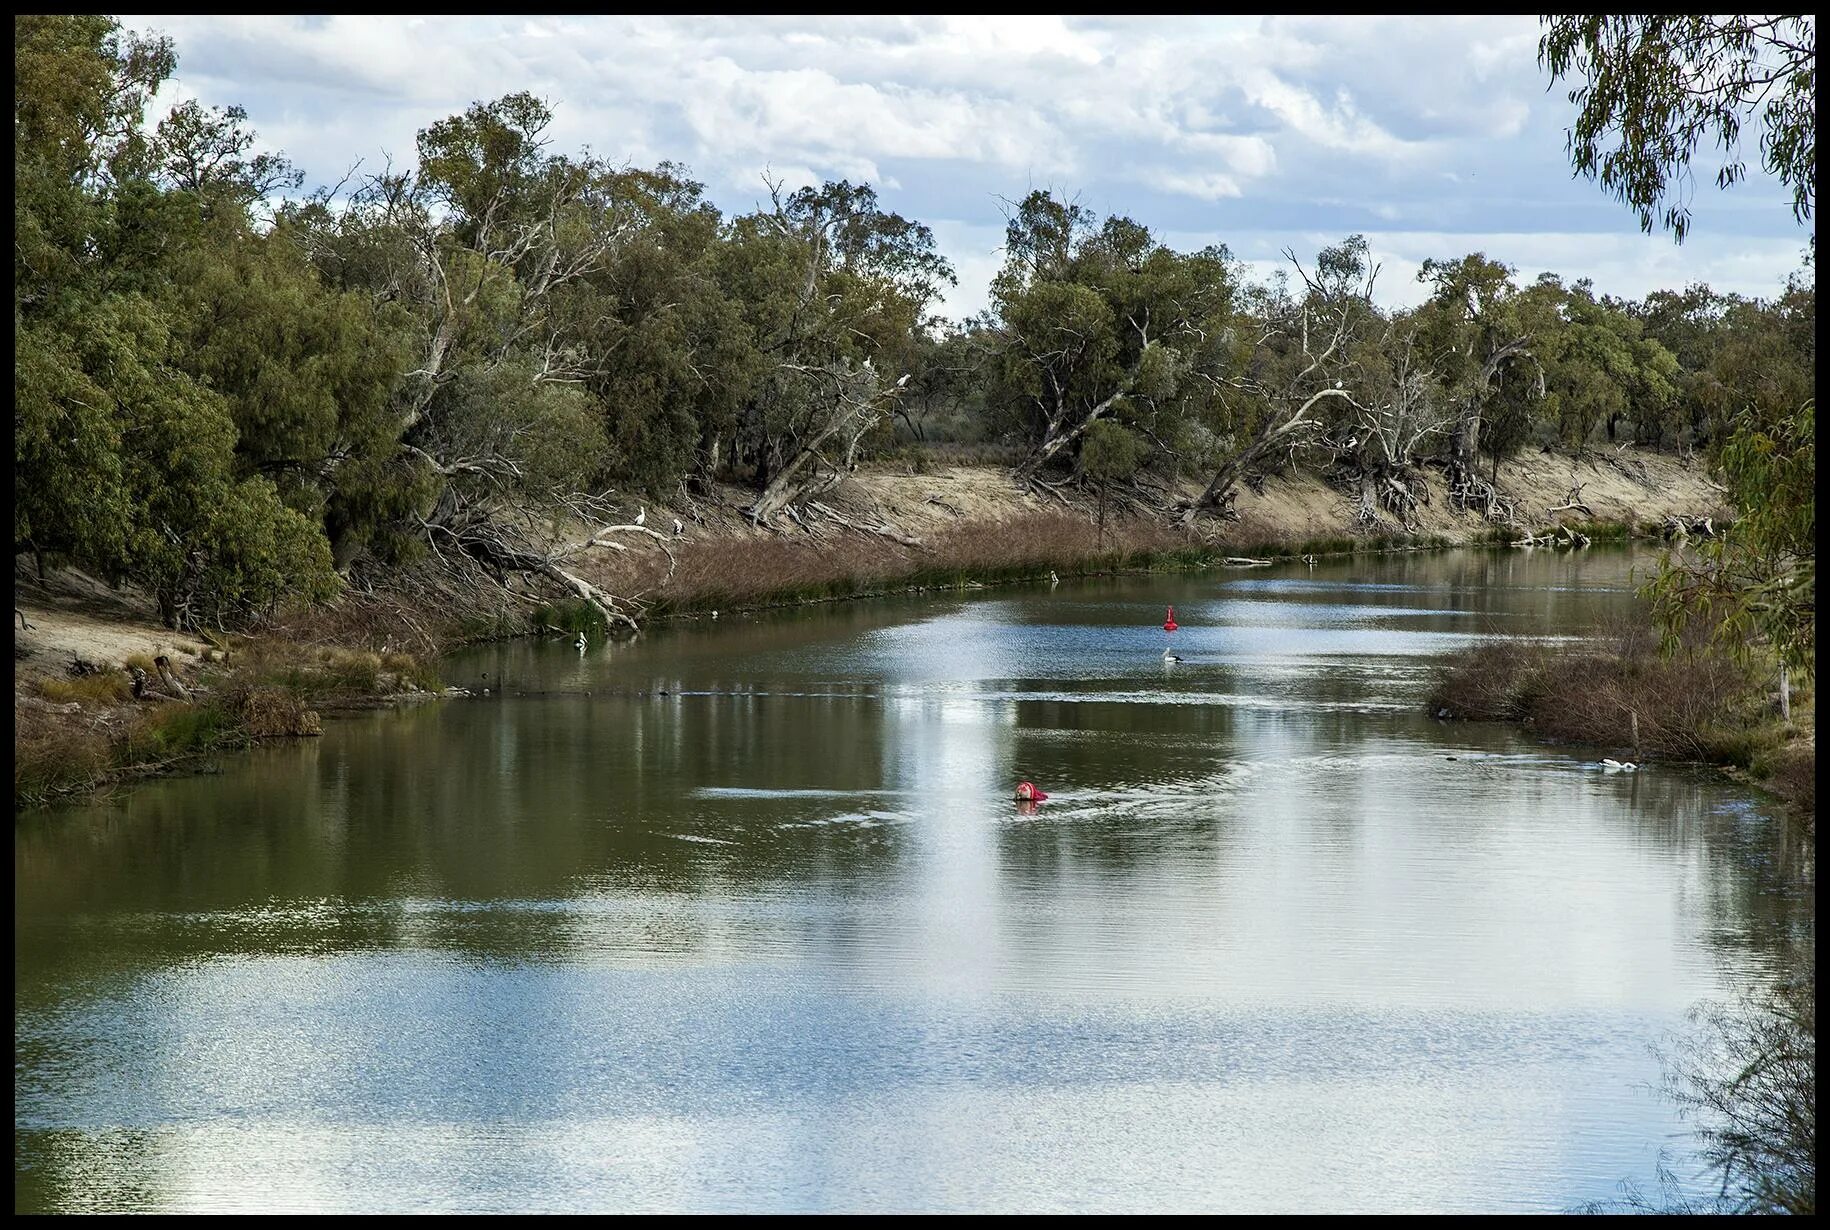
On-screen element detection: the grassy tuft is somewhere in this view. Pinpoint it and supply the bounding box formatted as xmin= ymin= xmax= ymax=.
xmin=35 ymin=673 xmax=133 ymax=704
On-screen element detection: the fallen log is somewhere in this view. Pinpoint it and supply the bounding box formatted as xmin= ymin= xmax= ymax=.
xmin=153 ymin=655 xmax=191 ymax=700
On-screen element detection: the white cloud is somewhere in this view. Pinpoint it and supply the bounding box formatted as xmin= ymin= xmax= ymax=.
xmin=121 ymin=13 xmax=1811 ymax=312
xmin=1141 ymin=170 xmax=1245 ymax=202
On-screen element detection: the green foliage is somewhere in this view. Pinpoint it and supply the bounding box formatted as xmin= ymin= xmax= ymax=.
xmin=1080 ymin=420 xmax=1146 ymax=482
xmin=14 ymin=15 xmax=174 ymax=308
xmin=1540 ymin=15 xmax=1816 ymax=242
xmin=1646 ymin=399 xmax=1815 ymax=675
xmin=1545 ymin=285 xmax=1680 ymax=450
xmin=987 ymin=190 xmax=1236 ymax=474
xmin=532 ymin=599 xmax=609 ymax=638
xmin=154 ymin=98 xmax=302 ymax=206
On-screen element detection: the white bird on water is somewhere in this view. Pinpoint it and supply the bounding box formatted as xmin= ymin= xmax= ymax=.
xmin=1162 ymin=647 xmax=1182 ymax=663
xmin=1601 ymin=758 xmax=1637 ymax=772
xmin=633 ymin=507 xmax=646 ymax=527
xmin=575 ymin=632 xmax=588 ymax=654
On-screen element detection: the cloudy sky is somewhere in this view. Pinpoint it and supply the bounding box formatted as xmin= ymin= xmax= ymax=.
xmin=125 ymin=14 xmax=1810 ymax=321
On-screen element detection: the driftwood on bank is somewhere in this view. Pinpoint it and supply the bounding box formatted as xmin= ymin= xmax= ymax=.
xmin=1546 ymin=481 xmax=1594 ymax=517
xmin=129 ymin=665 xmax=180 ymax=702
xmin=153 ymin=655 xmax=191 ymax=700
xmin=1662 ymin=513 xmax=1717 ymax=539
xmin=1510 ymin=524 xmax=1591 ymax=548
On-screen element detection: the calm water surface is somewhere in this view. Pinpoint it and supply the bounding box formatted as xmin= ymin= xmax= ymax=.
xmin=14 ymin=548 xmax=1813 ymax=1212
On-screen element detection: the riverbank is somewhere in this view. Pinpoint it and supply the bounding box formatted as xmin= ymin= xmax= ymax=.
xmin=15 ymin=447 xmax=1730 ymax=810
xmin=575 ymin=447 xmax=1728 ymax=620
xmin=13 ymin=577 xmax=440 ymax=807
xmin=1428 ymin=625 xmax=1816 ymax=826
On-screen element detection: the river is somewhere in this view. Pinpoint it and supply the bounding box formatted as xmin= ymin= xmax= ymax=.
xmin=13 ymin=547 xmax=1813 ymax=1212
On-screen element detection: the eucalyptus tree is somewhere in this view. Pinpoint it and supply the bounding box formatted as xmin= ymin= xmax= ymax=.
xmin=1540 ymin=282 xmax=1680 ymax=453
xmin=719 ymin=179 xmax=954 ymax=523
xmin=278 ymin=94 xmax=676 ymax=625
xmin=1543 ymin=14 xmax=1818 ymax=749
xmin=1183 ymin=236 xmax=1383 ymax=523
xmin=14 ymin=15 xmax=338 ymax=627
xmin=987 ymin=191 xmax=1237 ymax=484
xmin=579 ymin=164 xmax=759 ymax=495
xmin=153 ymin=99 xmax=303 ymax=210
xmin=1412 ymin=254 xmax=1548 ymax=509
xmin=1647 ymin=397 xmax=1814 ymax=717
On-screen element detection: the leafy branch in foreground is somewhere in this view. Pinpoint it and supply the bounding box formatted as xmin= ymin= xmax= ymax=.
xmin=1643 ymin=399 xmax=1814 ymax=713
xmin=1540 ymin=14 xmax=1816 ymax=243
xmin=1663 ymin=975 xmax=1816 ymax=1214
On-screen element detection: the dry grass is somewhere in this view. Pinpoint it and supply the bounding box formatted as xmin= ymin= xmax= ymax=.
xmin=639 ymin=511 xmax=1189 ymax=612
xmin=218 ymin=683 xmax=324 ymax=738
xmin=13 ymin=703 xmax=115 ymax=800
xmin=1428 ymin=617 xmax=1777 ymax=764
xmin=1766 ymin=739 xmax=1816 ymax=822
xmin=228 ymin=638 xmax=439 ymax=701
xmin=35 ymin=672 xmax=133 ymax=705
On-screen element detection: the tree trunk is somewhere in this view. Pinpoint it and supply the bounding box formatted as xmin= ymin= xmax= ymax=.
xmin=1183 ymin=388 xmax=1352 ymax=526
xmin=1018 ymin=384 xmax=1131 ymax=478
xmin=1448 ymin=396 xmax=1481 ymax=484
xmin=154 ymin=655 xmax=191 ymax=701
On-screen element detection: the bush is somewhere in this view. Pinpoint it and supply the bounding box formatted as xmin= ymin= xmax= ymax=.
xmin=1765 ymin=740 xmax=1816 ymax=821
xmin=120 ymin=701 xmax=241 ymax=761
xmin=218 ymin=683 xmax=322 ymax=738
xmin=1428 ymin=617 xmax=1763 ymax=762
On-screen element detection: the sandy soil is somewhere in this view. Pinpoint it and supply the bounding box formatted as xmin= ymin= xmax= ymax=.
xmin=681 ymin=445 xmax=1727 ymax=549
xmin=14 ymin=567 xmax=208 ymax=682
xmin=1221 ymin=446 xmax=1727 ymax=545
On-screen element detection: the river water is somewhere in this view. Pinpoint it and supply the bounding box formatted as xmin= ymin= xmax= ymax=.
xmin=14 ymin=548 xmax=1812 ymax=1213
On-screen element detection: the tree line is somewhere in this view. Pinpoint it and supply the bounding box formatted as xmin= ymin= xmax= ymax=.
xmin=13 ymin=16 xmax=1816 ymax=632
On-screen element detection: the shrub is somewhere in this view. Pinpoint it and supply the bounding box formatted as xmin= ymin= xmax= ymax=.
xmin=1428 ymin=617 xmax=1762 ymax=762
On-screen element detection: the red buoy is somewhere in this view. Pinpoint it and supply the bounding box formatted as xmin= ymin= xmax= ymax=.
xmin=1163 ymin=605 xmax=1179 ymax=633
xmin=1015 ymin=781 xmax=1049 ymax=802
